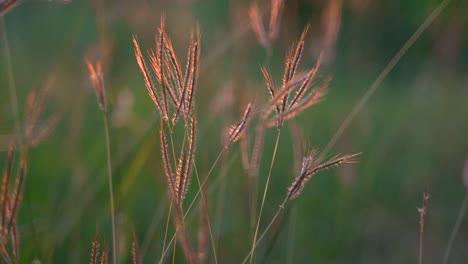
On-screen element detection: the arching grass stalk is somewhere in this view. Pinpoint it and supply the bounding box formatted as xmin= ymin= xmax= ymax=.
xmin=158 ymin=147 xmax=226 ymax=264
xmin=442 ymin=189 xmax=468 ymax=264
xmin=243 ymin=151 xmax=359 ymax=263
xmin=249 ymin=25 xmax=324 ymax=263
xmin=158 ymin=120 xmax=180 ymax=259
xmin=193 ymin=164 xmax=218 ymax=264
xmin=243 ymin=198 xmax=287 ymax=264
xmin=161 ymin=199 xmax=173 ymax=260
xmin=159 ymin=102 xmax=252 ymax=262
xmin=418 ymin=191 xmax=429 ymax=264
xmin=158 ymin=150 xmax=244 ymax=263
xmin=322 ymin=0 xmax=453 ymax=156
xmin=249 ymin=129 xmax=281 ymax=264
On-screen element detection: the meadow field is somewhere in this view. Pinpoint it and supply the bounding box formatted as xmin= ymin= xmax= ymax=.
xmin=1 ymin=0 xmax=467 ymax=263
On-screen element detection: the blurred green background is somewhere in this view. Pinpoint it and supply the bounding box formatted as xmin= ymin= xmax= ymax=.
xmin=1 ymin=0 xmax=468 ymax=263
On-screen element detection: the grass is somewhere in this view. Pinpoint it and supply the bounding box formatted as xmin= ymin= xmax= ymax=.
xmin=1 ymin=0 xmax=468 ymax=263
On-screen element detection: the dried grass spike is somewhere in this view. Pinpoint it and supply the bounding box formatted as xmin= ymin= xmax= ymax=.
xmin=159 ymin=123 xmax=177 ymax=200
xmin=287 ymin=152 xmax=360 ymax=200
xmin=285 ymin=25 xmax=309 ymax=84
xmin=86 ymin=60 xmax=106 ymax=112
xmin=173 ymin=30 xmax=195 ymax=124
xmin=184 ymin=27 xmax=200 ymax=117
xmin=152 ymin=17 xmax=173 ymax=114
xmin=0 ymin=0 xmax=17 ymax=17
xmin=133 ymin=36 xmax=167 ymax=120
xmin=90 ymin=235 xmax=100 ymax=264
xmin=262 ymin=71 xmax=311 ymax=120
xmin=155 ymin=15 xmax=166 ymax=82
xmin=266 ymin=78 xmax=329 ymax=127
xmin=279 ymin=25 xmax=310 ymax=125
xmin=261 ymin=66 xmax=279 ymax=116
xmin=24 ymin=79 xmax=53 ymax=142
xmin=154 ymin=20 xmax=170 ymax=119
xmin=24 ymin=91 xmax=38 ymax=140
xmin=131 ymin=226 xmax=140 ymax=264
xmin=268 ymin=0 xmax=285 ymax=40
xmin=227 ymin=103 xmax=252 ymax=145
xmin=162 ymin=34 xmax=183 ymax=94
xmin=287 ymin=151 xmax=316 ymax=200
xmin=249 ymin=2 xmax=270 ymax=51
xmin=11 ymin=221 xmax=19 ymax=261
xmin=100 ymin=245 xmax=108 ymax=264
xmin=175 ymin=148 xmax=188 ymax=204
xmin=179 ymin=116 xmax=197 ymax=204
xmin=1 ymin=136 xmax=15 ymax=233
xmin=7 ymin=156 xmax=27 ymax=235
xmin=149 ymin=50 xmax=179 ymax=107
xmin=29 ymin=113 xmax=61 ymax=147
xmin=288 ymin=53 xmax=323 ymax=109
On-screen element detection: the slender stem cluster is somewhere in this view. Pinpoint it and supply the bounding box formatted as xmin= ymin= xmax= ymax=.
xmin=134 ymin=16 xmax=203 ymax=263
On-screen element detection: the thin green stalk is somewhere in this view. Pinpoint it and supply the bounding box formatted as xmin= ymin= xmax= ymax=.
xmin=213 ymin=154 xmax=228 ymax=246
xmin=158 ymin=120 xmax=178 ymax=258
xmin=286 ymin=206 xmax=297 ymax=263
xmin=102 ymin=113 xmax=116 ymax=264
xmin=442 ymin=189 xmax=468 ymax=264
xmin=139 ymin=195 xmax=168 ymax=262
xmin=193 ymin=164 xmax=218 ymax=264
xmin=172 ymin=236 xmax=177 ymax=264
xmin=242 ymin=199 xmax=288 ymax=264
xmin=159 ymin=147 xmax=226 ymax=263
xmin=249 ymin=130 xmax=281 ymax=264
xmin=1 ymin=17 xmax=19 ymax=130
xmin=161 ymin=200 xmax=173 ymax=258
xmin=175 ymin=203 xmax=195 ymax=264
xmin=158 ymin=152 xmax=238 ymax=262
xmin=322 ymin=0 xmax=452 ymax=156
xmin=248 ymin=173 xmax=259 ymax=230
xmin=418 ymin=191 xmax=429 ymax=264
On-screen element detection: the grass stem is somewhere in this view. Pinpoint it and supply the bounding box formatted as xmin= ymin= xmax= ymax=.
xmin=249 ymin=130 xmax=281 ymax=264
xmin=0 ymin=17 xmax=19 ymax=131
xmin=322 ymin=0 xmax=452 ymax=156
xmin=442 ymin=189 xmax=468 ymax=264
xmin=242 ymin=199 xmax=287 ymax=264
xmin=194 ymin=164 xmax=218 ymax=264
xmin=103 ymin=113 xmax=117 ymax=264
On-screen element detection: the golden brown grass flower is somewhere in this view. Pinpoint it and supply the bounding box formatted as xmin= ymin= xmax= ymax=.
xmin=90 ymin=235 xmax=100 ymax=264
xmin=0 ymin=0 xmax=17 ymax=16
xmin=159 ymin=116 xmax=197 ymax=206
xmin=134 ymin=16 xmax=200 ymax=125
xmin=287 ymin=151 xmax=360 ymax=200
xmin=86 ymin=60 xmax=106 ymax=112
xmin=227 ymin=103 xmax=253 ymax=145
xmin=131 ymin=226 xmax=140 ymax=264
xmin=249 ymin=2 xmax=270 ymax=51
xmin=24 ymin=80 xmax=60 ymax=146
xmin=261 ymin=27 xmax=329 ymax=129
xmin=268 ymin=0 xmax=284 ymax=40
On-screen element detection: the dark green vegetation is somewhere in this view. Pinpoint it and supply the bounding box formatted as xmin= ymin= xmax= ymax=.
xmin=1 ymin=0 xmax=467 ymax=263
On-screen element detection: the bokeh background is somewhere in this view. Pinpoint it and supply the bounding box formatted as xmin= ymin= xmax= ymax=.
xmin=1 ymin=0 xmax=468 ymax=263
